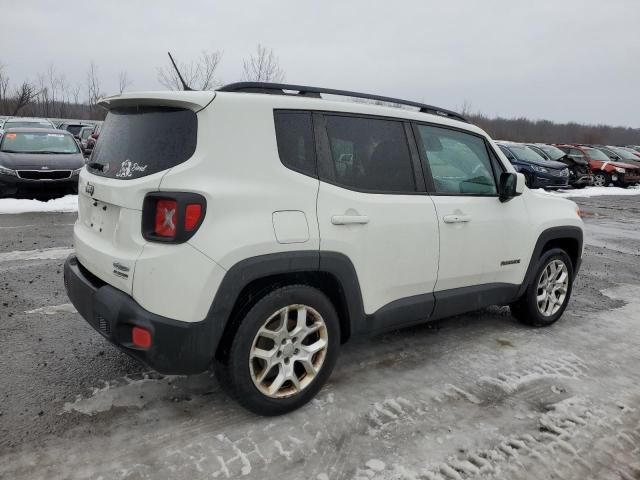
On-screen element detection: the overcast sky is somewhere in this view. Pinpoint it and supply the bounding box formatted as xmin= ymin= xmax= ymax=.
xmin=3 ymin=0 xmax=639 ymax=127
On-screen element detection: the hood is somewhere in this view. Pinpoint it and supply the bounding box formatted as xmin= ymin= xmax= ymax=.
xmin=0 ymin=151 xmax=85 ymax=170
xmin=525 ymin=158 xmax=567 ymax=170
xmin=611 ymin=161 xmax=640 ymax=170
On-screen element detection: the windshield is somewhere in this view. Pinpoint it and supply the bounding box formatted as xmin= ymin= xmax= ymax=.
xmin=0 ymin=131 xmax=79 ymax=154
xmin=584 ymin=148 xmax=610 ymax=161
xmin=539 ymin=145 xmax=566 ymax=161
xmin=89 ymin=106 xmax=197 ymax=179
xmin=508 ymin=145 xmax=546 ymax=163
xmin=608 ymin=146 xmax=640 ymax=161
xmin=4 ymin=120 xmax=53 ymax=129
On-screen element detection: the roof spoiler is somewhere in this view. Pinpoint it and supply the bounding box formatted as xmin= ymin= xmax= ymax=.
xmin=97 ymin=91 xmax=216 ymax=112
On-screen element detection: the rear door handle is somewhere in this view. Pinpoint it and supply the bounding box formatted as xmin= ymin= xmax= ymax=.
xmin=331 ymin=215 xmax=370 ymax=225
xmin=443 ymin=214 xmax=472 ymax=224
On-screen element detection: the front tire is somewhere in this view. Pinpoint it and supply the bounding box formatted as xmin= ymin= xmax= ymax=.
xmin=216 ymin=285 xmax=340 ymax=415
xmin=510 ymin=248 xmax=574 ymax=327
xmin=593 ymin=172 xmax=610 ymax=187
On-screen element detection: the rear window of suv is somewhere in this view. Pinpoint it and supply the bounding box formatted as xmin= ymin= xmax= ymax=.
xmin=88 ymin=106 xmax=197 ymax=180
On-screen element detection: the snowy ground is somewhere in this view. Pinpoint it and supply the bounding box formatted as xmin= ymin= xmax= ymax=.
xmin=1 ymin=196 xmax=640 ymax=479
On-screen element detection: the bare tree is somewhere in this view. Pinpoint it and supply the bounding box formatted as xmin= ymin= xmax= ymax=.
xmin=157 ymin=51 xmax=222 ymax=90
xmin=460 ymin=99 xmax=473 ymax=117
xmin=86 ymin=61 xmax=104 ymax=112
xmin=242 ymin=44 xmax=285 ymax=83
xmin=118 ymin=70 xmax=132 ymax=94
xmin=0 ymin=64 xmax=9 ymax=113
xmin=11 ymin=82 xmax=38 ymax=115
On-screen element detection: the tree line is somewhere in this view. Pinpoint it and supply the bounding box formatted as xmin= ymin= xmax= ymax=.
xmin=1 ymin=46 xmax=638 ymax=145
xmin=467 ymin=113 xmax=640 ymax=146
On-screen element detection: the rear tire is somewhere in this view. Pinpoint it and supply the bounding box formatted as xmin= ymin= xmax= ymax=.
xmin=214 ymin=285 xmax=340 ymax=416
xmin=510 ymin=248 xmax=574 ymax=327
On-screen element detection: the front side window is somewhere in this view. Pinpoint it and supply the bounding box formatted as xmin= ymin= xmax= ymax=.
xmin=324 ymin=115 xmax=416 ymax=193
xmin=274 ymin=111 xmax=316 ymax=177
xmin=416 ymin=125 xmax=497 ymax=195
xmin=0 ymin=131 xmax=79 ymax=154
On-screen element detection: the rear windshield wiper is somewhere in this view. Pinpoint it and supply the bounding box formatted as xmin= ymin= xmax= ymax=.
xmin=87 ymin=161 xmax=106 ymax=172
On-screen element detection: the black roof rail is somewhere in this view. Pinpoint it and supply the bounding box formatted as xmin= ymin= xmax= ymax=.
xmin=217 ymin=82 xmax=469 ymax=123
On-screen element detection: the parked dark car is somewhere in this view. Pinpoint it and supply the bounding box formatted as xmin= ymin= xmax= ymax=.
xmin=77 ymin=125 xmax=95 ymax=157
xmin=618 ymin=146 xmax=640 ymax=158
xmin=606 ymin=145 xmax=640 ymax=164
xmin=559 ymin=145 xmax=640 ymax=187
xmin=0 ymin=128 xmax=84 ymax=196
xmin=84 ymin=122 xmax=102 ymax=157
xmin=525 ymin=143 xmax=593 ymax=188
xmin=588 ymin=145 xmax=640 ymax=166
xmin=496 ymin=142 xmax=569 ymax=189
xmin=58 ymin=122 xmax=94 ymax=137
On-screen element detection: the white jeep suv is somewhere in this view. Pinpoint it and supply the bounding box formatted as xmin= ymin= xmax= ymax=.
xmin=64 ymin=83 xmax=583 ymax=415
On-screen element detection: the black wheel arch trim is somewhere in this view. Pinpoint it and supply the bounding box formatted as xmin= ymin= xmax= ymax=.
xmin=516 ymin=225 xmax=583 ymax=298
xmin=208 ymin=250 xmax=366 ymax=359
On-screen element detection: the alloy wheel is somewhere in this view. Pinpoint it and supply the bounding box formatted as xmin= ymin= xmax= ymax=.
xmin=593 ymin=173 xmax=607 ymax=187
xmin=536 ymin=259 xmax=569 ymax=317
xmin=249 ymin=304 xmax=328 ymax=398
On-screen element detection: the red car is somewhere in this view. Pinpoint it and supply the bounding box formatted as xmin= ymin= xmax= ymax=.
xmin=555 ymin=144 xmax=640 ymax=187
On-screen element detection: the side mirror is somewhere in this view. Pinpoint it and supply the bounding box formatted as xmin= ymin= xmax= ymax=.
xmin=499 ymin=172 xmax=525 ymax=202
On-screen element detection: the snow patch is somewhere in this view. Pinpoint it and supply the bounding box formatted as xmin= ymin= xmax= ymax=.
xmin=534 ymin=185 xmax=640 ymax=198
xmin=366 ymin=459 xmax=386 ymax=471
xmin=0 ymin=194 xmax=78 ymax=214
xmin=63 ymin=374 xmax=181 ymax=415
xmin=25 ymin=303 xmax=77 ymax=315
xmin=0 ymin=246 xmax=73 ymax=262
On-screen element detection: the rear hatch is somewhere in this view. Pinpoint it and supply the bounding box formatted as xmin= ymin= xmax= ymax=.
xmin=74 ymin=91 xmax=214 ymax=294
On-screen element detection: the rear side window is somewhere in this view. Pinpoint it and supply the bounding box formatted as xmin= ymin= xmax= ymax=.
xmin=274 ymin=111 xmax=317 ymax=177
xmin=89 ymin=107 xmax=197 ymax=180
xmin=323 ymin=115 xmax=416 ymax=193
xmin=416 ymin=125 xmax=497 ymax=195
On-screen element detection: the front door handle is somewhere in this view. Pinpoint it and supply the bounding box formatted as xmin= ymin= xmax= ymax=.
xmin=331 ymin=215 xmax=370 ymax=225
xmin=443 ymin=214 xmax=472 ymax=224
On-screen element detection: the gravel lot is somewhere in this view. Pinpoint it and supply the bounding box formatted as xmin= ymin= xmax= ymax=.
xmin=1 ymin=195 xmax=639 ymax=480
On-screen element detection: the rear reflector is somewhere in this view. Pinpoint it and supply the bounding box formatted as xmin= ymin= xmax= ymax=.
xmin=154 ymin=199 xmax=177 ymax=237
xmin=132 ymin=326 xmax=152 ymax=349
xmin=185 ymin=204 xmax=203 ymax=231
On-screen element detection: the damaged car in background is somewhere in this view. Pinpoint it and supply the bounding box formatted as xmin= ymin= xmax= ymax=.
xmin=525 ymin=143 xmax=593 ymax=189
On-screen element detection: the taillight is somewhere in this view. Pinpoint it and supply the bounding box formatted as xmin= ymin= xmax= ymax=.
xmin=142 ymin=192 xmax=206 ymax=243
xmin=154 ymin=199 xmax=177 ymax=237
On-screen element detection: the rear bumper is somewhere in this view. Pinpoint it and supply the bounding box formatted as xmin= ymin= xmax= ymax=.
xmin=64 ymin=255 xmax=214 ymax=374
